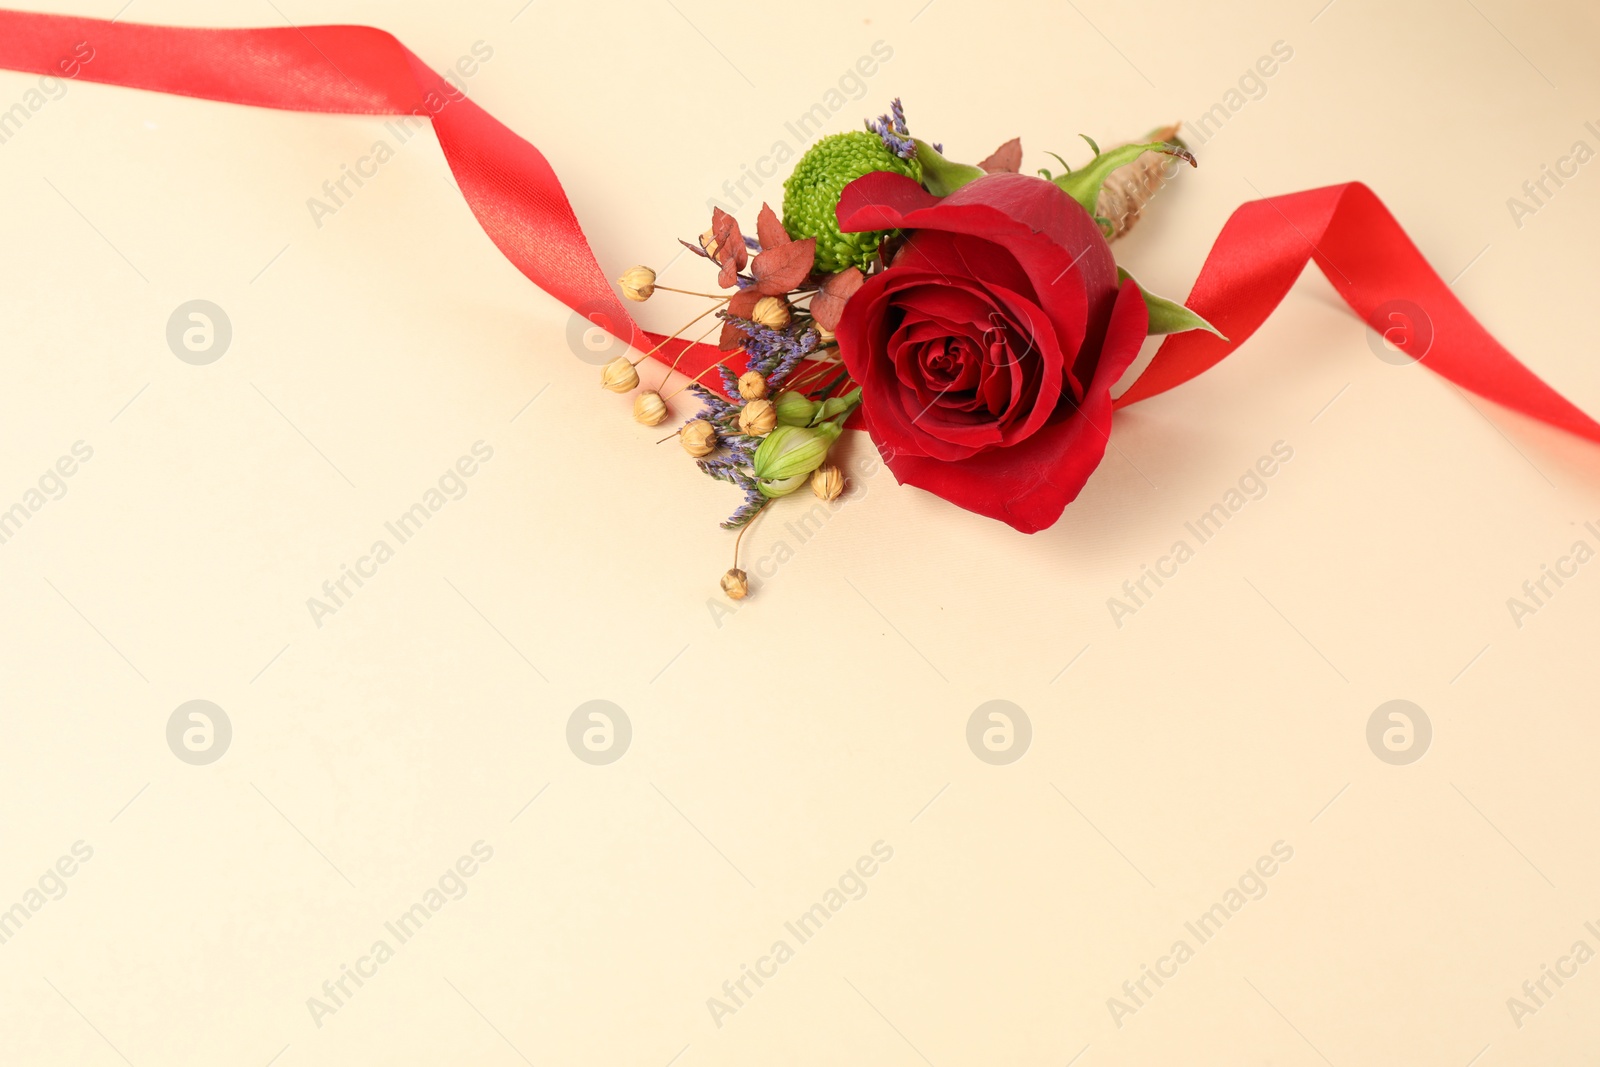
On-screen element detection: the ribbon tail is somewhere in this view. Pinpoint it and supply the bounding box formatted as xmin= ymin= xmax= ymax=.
xmin=0 ymin=9 xmax=727 ymax=379
xmin=1116 ymin=181 xmax=1600 ymax=445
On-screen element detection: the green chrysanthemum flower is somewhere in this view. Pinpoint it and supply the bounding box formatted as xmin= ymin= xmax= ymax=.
xmin=782 ymin=131 xmax=921 ymax=274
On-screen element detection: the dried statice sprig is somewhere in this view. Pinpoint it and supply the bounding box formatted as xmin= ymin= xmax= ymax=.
xmin=696 ymin=456 xmax=747 ymax=485
xmin=768 ymin=328 xmax=818 ymax=388
xmin=719 ymin=433 xmax=761 ymax=467
xmin=867 ymin=97 xmax=915 ymax=160
xmin=696 ymin=456 xmax=767 ymax=529
xmin=687 ymin=381 xmax=736 ymax=421
xmin=722 ymin=488 xmax=768 ymax=529
xmin=718 ymin=314 xmax=821 ymax=384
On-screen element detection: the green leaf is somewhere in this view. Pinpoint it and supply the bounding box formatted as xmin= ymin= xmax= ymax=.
xmin=1119 ymin=268 xmax=1225 ymax=339
xmin=1052 ymin=140 xmax=1195 ymax=217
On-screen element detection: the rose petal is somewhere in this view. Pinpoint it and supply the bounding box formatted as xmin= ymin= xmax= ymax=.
xmin=861 ymin=273 xmax=1065 ymax=459
xmin=844 ymin=271 xmax=987 ymax=462
xmin=872 ymin=279 xmax=1149 ymax=533
xmin=892 ymin=231 xmax=1034 ymax=296
xmin=853 ymin=175 xmax=1110 ymax=368
xmin=835 ymin=171 xmax=944 ymax=232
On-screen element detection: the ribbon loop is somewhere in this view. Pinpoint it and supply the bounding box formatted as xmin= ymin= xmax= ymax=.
xmin=1119 ymin=182 xmax=1600 ymax=444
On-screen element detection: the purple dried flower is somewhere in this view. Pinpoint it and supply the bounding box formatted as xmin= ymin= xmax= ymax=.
xmin=688 ymin=382 xmax=736 ymax=420
xmin=722 ymin=488 xmax=767 ymax=529
xmin=867 ymin=97 xmax=917 ymax=160
xmin=719 ymin=313 xmax=820 ymax=382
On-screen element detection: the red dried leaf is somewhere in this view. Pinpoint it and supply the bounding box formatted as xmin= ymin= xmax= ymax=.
xmin=750 ymin=237 xmax=816 ymax=296
xmin=809 ymin=267 xmax=864 ymax=331
xmin=755 ymin=203 xmax=791 ymax=250
xmin=710 ymin=207 xmax=745 ymax=262
xmin=710 ymin=207 xmax=748 ymax=287
xmin=719 ymin=288 xmax=761 ymax=350
xmin=977 ymin=137 xmax=1023 ymax=174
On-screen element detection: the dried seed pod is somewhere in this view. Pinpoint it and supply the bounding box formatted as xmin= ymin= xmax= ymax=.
xmin=1095 ymin=123 xmax=1185 ymax=242
xmin=737 ymin=371 xmax=770 ymax=400
xmin=721 ymin=568 xmax=749 ymax=600
xmin=751 ymin=296 xmax=791 ymax=330
xmin=738 ymin=398 xmax=777 ymax=436
xmin=811 ymin=464 xmax=844 ymax=501
xmin=680 ymin=419 xmax=717 ymax=457
xmin=633 ymin=390 xmax=668 ymax=426
xmin=618 ymin=265 xmax=656 ymax=301
xmin=601 ymin=356 xmax=639 ymax=393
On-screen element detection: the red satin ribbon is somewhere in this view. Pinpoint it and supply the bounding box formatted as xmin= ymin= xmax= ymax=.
xmin=1117 ymin=183 xmax=1600 ymax=445
xmin=1 ymin=9 xmax=1595 ymax=446
xmin=0 ymin=9 xmax=714 ymax=370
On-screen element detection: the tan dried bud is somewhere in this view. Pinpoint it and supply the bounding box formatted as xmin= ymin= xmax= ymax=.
xmin=721 ymin=567 xmax=749 ymax=600
xmin=680 ymin=419 xmax=717 ymax=457
xmin=751 ymin=295 xmax=791 ymax=330
xmin=618 ymin=265 xmax=656 ymax=301
xmin=633 ymin=390 xmax=668 ymax=426
xmin=816 ymin=324 xmax=836 ymax=344
xmin=738 ymin=398 xmax=777 ymax=436
xmin=811 ymin=463 xmax=845 ymax=501
xmin=698 ymin=228 xmax=719 ymax=259
xmin=1096 ymin=123 xmax=1186 ymax=242
xmin=600 ymin=356 xmax=639 ymax=393
xmin=737 ymin=371 xmax=769 ymax=400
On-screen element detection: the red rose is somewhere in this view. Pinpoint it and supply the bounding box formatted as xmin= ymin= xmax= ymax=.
xmin=834 ymin=171 xmax=1149 ymax=533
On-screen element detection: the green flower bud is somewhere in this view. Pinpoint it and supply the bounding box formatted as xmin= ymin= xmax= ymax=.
xmin=773 ymin=390 xmax=819 ymax=426
xmin=757 ymin=473 xmax=810 ymax=498
xmin=753 ymin=423 xmax=842 ymax=498
xmin=810 ymin=387 xmax=862 ymax=426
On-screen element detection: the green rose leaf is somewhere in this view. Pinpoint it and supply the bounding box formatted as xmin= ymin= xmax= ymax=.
xmin=912 ymin=139 xmax=987 ymax=197
xmin=1119 ymin=268 xmax=1225 ymax=339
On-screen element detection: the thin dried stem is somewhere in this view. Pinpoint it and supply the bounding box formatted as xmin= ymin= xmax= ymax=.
xmin=630 ymin=297 xmax=730 ymax=366
xmin=656 ymin=323 xmax=725 ymax=394
xmin=655 ymin=284 xmax=727 ymax=299
xmin=733 ymin=499 xmax=769 ymax=569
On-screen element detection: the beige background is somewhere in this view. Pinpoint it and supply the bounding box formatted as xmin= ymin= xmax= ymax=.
xmin=2 ymin=0 xmax=1599 ymax=1063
